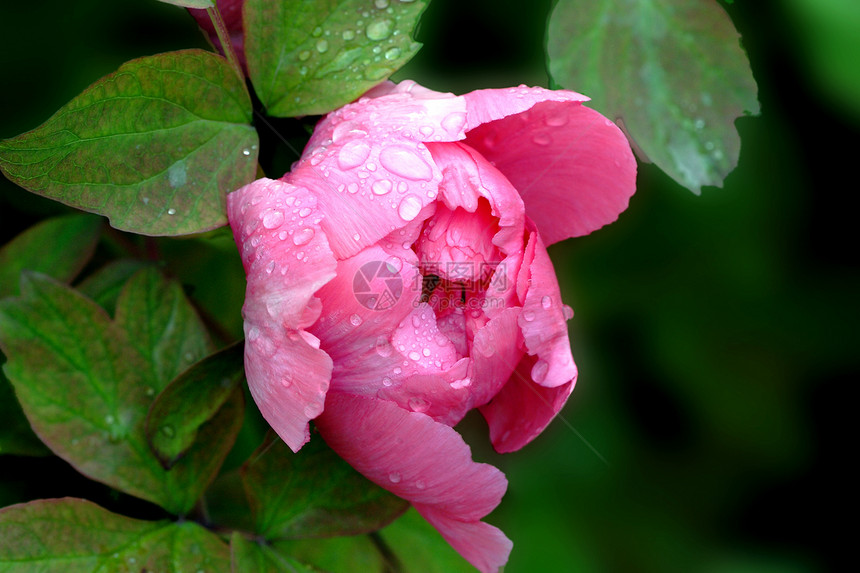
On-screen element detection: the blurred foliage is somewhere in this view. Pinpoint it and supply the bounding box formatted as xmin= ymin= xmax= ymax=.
xmin=1 ymin=0 xmax=855 ymax=572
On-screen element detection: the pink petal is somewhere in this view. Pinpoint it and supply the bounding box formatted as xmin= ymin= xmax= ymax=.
xmin=227 ymin=178 xmax=338 ymax=452
xmin=480 ymin=355 xmax=575 ymax=454
xmin=466 ymin=99 xmax=637 ymax=244
xmin=316 ymin=392 xmax=511 ymax=572
xmin=415 ymin=505 xmax=513 ymax=573
xmin=462 ymin=85 xmax=588 ymax=132
xmin=468 ymin=307 xmax=525 ymax=408
xmin=516 ymin=228 xmax=577 ymax=388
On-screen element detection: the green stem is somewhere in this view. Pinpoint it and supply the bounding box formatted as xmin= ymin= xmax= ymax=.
xmin=206 ymin=4 xmax=244 ymax=81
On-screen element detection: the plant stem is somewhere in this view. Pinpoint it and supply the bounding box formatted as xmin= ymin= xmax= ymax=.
xmin=206 ymin=5 xmax=244 ymax=81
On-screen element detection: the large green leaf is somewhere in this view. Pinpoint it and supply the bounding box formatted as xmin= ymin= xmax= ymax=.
xmin=242 ymin=434 xmax=408 ymax=539
xmin=76 ymin=259 xmax=148 ymax=315
xmin=0 ymin=355 xmax=50 ymax=457
xmin=0 ymin=214 xmax=102 ymax=299
xmin=0 ymin=498 xmax=230 ymax=572
xmin=146 ymin=341 xmax=245 ymax=468
xmin=0 ymin=270 xmax=242 ymax=514
xmin=245 ymin=0 xmax=427 ymax=117
xmin=546 ymin=0 xmax=759 ymax=193
xmin=0 ymin=50 xmax=258 ymax=235
xmin=230 ymin=533 xmax=322 ymax=573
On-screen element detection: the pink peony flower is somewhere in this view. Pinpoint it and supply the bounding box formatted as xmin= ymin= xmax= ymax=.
xmin=227 ymin=81 xmax=636 ymax=572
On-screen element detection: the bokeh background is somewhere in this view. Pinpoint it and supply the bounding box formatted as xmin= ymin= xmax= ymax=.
xmin=1 ymin=1 xmax=857 ymax=572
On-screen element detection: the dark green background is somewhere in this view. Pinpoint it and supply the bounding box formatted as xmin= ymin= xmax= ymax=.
xmin=1 ymin=1 xmax=855 ymax=572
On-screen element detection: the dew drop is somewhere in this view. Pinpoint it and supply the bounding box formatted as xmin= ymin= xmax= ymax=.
xmin=379 ymin=145 xmax=433 ymax=180
xmin=337 ymin=140 xmax=372 ymax=170
xmin=450 ymin=377 xmax=472 ymax=389
xmin=408 ymin=397 xmax=430 ymax=412
xmin=397 ymin=195 xmax=422 ymax=221
xmin=366 ymin=19 xmax=394 ymax=41
xmin=160 ymin=425 xmax=176 ymax=438
xmin=522 ymin=310 xmax=535 ymax=322
xmin=384 ymin=47 xmax=401 ymax=60
xmin=142 ymin=196 xmax=150 ymax=205
xmin=281 ymin=377 xmax=292 ymax=388
xmin=544 ymin=111 xmax=569 ymax=127
xmin=375 ymin=0 xmax=389 ymax=7
xmin=316 ymin=39 xmax=329 ymax=53
xmin=349 ymin=313 xmax=363 ymax=326
xmin=408 ymin=350 xmax=421 ymax=361
xmin=441 ymin=112 xmax=467 ymax=135
xmin=382 ymin=376 xmax=393 ymax=387
xmin=342 ymin=29 xmax=355 ymax=41
xmin=167 ymin=208 xmax=176 ymax=215
xmin=292 ymin=227 xmax=315 ymax=246
xmin=372 ymin=179 xmax=393 ymax=195
xmin=531 ymin=360 xmax=549 ymax=383
xmin=242 ymin=148 xmax=251 ymax=156
xmin=532 ymin=132 xmax=552 ymax=146
xmin=562 ymin=304 xmax=574 ymax=320
xmin=415 ymin=479 xmax=426 ymax=489
xmin=298 ymin=50 xmax=311 ymax=61
xmin=298 ymin=207 xmax=313 ymax=218
xmin=388 ymin=471 xmax=402 ymax=483
xmin=541 ymin=295 xmax=552 ymax=309
xmin=262 ymin=209 xmax=285 ymax=229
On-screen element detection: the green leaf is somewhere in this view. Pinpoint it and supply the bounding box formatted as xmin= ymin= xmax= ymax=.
xmin=76 ymin=259 xmax=148 ymax=315
xmin=0 ymin=271 xmax=243 ymax=514
xmin=272 ymin=536 xmax=386 ymax=573
xmin=0 ymin=49 xmax=258 ymax=235
xmin=0 ymin=214 xmax=102 ymax=299
xmin=0 ymin=498 xmax=230 ymax=572
xmin=146 ymin=341 xmax=245 ymax=468
xmin=230 ymin=533 xmax=323 ymax=573
xmin=244 ymin=0 xmax=427 ymax=117
xmin=378 ymin=508 xmax=475 ymax=573
xmin=243 ymin=434 xmax=408 ymax=539
xmin=546 ymin=0 xmax=759 ymax=193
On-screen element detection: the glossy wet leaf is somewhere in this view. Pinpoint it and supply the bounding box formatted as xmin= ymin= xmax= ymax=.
xmin=242 ymin=434 xmax=409 ymax=539
xmin=0 ymin=50 xmax=258 ymax=235
xmin=0 ymin=214 xmax=102 ymax=299
xmin=146 ymin=341 xmax=245 ymax=468
xmin=0 ymin=271 xmax=242 ymax=514
xmin=0 ymin=498 xmax=230 ymax=572
xmin=230 ymin=533 xmax=322 ymax=573
xmin=244 ymin=0 xmax=427 ymax=117
xmin=547 ymin=0 xmax=759 ymax=192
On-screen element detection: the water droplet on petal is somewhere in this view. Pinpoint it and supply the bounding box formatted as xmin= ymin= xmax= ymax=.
xmin=441 ymin=112 xmax=467 ymax=136
xmin=388 ymin=471 xmax=402 ymax=483
xmin=281 ymin=377 xmax=292 ymax=388
xmin=532 ymin=132 xmax=552 ymax=146
xmin=531 ymin=359 xmax=549 ymax=383
xmin=408 ymin=397 xmax=430 ymax=412
xmin=450 ymin=377 xmax=471 ymax=389
xmin=379 ymin=145 xmax=433 ymax=180
xmin=562 ymin=304 xmax=574 ymax=320
xmin=408 ymin=350 xmax=421 ymax=361
xmin=382 ymin=376 xmax=393 ymax=387
xmin=298 ymin=207 xmax=312 ymax=218
xmin=349 ymin=313 xmax=363 ymax=326
xmin=415 ymin=479 xmax=426 ymax=489
xmin=372 ymin=179 xmax=393 ymax=195
xmin=262 ymin=209 xmax=285 ymax=229
xmin=292 ymin=227 xmax=314 ymax=245
xmin=541 ymin=295 xmax=552 ymax=309
xmin=337 ymin=140 xmax=372 ymax=170
xmin=397 ymin=195 xmax=423 ymax=221
xmin=522 ymin=310 xmax=535 ymax=322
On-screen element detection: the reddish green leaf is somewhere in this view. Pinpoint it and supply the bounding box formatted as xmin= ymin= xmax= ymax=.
xmin=0 ymin=214 xmax=102 ymax=299
xmin=242 ymin=434 xmax=408 ymax=539
xmin=0 ymin=498 xmax=230 ymax=572
xmin=146 ymin=341 xmax=245 ymax=468
xmin=0 ymin=50 xmax=258 ymax=235
xmin=0 ymin=271 xmax=242 ymax=514
xmin=547 ymin=0 xmax=759 ymax=192
xmin=0 ymin=357 xmax=51 ymax=457
xmin=244 ymin=0 xmax=427 ymax=117
xmin=76 ymin=259 xmax=148 ymax=315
